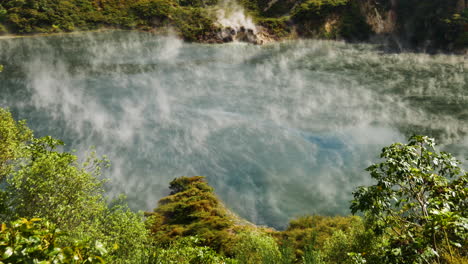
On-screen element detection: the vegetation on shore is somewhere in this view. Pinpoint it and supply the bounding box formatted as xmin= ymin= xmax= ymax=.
xmin=0 ymin=0 xmax=466 ymax=50
xmin=0 ymin=106 xmax=467 ymax=263
xmin=0 ymin=0 xmax=221 ymax=42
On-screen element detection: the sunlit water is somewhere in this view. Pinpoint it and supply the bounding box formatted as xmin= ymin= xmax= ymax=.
xmin=0 ymin=31 xmax=467 ymax=228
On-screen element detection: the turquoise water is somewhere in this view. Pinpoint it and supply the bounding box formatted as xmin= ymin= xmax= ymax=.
xmin=0 ymin=31 xmax=467 ymax=228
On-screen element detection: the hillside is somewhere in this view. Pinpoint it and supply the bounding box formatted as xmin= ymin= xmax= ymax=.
xmin=0 ymin=0 xmax=466 ymax=51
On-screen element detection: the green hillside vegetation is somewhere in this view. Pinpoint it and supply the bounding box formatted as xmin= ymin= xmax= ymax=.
xmin=0 ymin=0 xmax=466 ymax=49
xmin=146 ymin=175 xmax=272 ymax=255
xmin=0 ymin=0 xmax=221 ymax=42
xmin=0 ymin=107 xmax=467 ymax=263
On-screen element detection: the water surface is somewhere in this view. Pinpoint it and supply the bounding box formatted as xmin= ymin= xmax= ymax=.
xmin=1 ymin=31 xmax=467 ymax=228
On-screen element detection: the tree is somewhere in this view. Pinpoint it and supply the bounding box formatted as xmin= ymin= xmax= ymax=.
xmin=0 ymin=107 xmax=149 ymax=263
xmin=351 ymin=136 xmax=467 ymax=263
xmin=2 ymin=136 xmax=108 ymax=231
xmin=146 ymin=176 xmax=236 ymax=252
xmin=0 ymin=108 xmax=32 ymax=180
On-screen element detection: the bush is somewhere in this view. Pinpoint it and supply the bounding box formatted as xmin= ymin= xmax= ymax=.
xmin=351 ymin=135 xmax=468 ymax=263
xmin=321 ymin=218 xmax=385 ymax=264
xmin=0 ymin=218 xmax=107 ymax=263
xmin=0 ymin=108 xmax=32 ymax=180
xmin=146 ymin=236 xmax=235 ymax=264
xmin=278 ymin=215 xmax=361 ymax=261
xmin=96 ymin=200 xmax=149 ymax=264
xmin=291 ymin=0 xmax=350 ymax=22
xmin=0 ymin=108 xmax=149 ymax=263
xmin=232 ymin=231 xmax=282 ymax=264
xmin=146 ymin=176 xmax=238 ymax=253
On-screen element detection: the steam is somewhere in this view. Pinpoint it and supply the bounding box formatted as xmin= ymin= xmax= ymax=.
xmin=0 ymin=32 xmax=466 ymax=228
xmin=216 ymin=0 xmax=257 ymax=33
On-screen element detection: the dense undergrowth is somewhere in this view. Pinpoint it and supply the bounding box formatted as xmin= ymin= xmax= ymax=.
xmin=0 ymin=0 xmax=221 ymax=42
xmin=0 ymin=102 xmax=467 ymax=264
xmin=0 ymin=0 xmax=466 ymax=50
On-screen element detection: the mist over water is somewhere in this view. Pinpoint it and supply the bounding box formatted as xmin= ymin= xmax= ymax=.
xmin=0 ymin=31 xmax=467 ymax=228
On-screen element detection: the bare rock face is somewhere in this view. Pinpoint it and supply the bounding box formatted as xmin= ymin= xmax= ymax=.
xmin=217 ymin=26 xmax=264 ymax=45
xmin=358 ymin=0 xmax=397 ymax=35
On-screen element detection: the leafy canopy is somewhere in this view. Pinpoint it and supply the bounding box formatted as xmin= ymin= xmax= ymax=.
xmin=0 ymin=218 xmax=107 ymax=263
xmin=351 ymin=135 xmax=468 ymax=263
xmin=0 ymin=107 xmax=148 ymax=264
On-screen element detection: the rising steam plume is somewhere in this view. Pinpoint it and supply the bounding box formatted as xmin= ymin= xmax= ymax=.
xmin=0 ymin=32 xmax=466 ymax=228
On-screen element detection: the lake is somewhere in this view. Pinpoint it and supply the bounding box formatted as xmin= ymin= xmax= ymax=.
xmin=1 ymin=31 xmax=466 ymax=228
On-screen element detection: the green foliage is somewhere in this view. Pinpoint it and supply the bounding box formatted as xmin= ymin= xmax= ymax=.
xmin=232 ymin=231 xmax=282 ymax=264
xmin=96 ymin=200 xmax=149 ymax=264
xmin=0 ymin=0 xmax=218 ymax=39
xmin=0 ymin=107 xmax=149 ymax=264
xmin=257 ymin=17 xmax=291 ymax=39
xmin=177 ymin=0 xmax=218 ymax=8
xmin=0 ymin=218 xmax=107 ymax=263
xmin=0 ymin=108 xmax=32 ymax=180
xmin=2 ymin=136 xmax=108 ymax=231
xmin=351 ymin=135 xmax=468 ymax=264
xmin=146 ymin=176 xmax=238 ymax=253
xmin=171 ymin=7 xmax=219 ymax=42
xmin=291 ymin=0 xmax=350 ymax=22
xmin=321 ymin=218 xmax=385 ymax=264
xmin=131 ymin=0 xmax=177 ymax=21
xmin=146 ymin=236 xmax=234 ymax=264
xmin=0 ymin=4 xmax=6 ymax=22
xmin=302 ymin=247 xmax=325 ymax=264
xmin=288 ymin=0 xmax=371 ymax=40
xmin=3 ymin=107 xmax=468 ymax=263
xmin=238 ymin=0 xmax=295 ymax=18
xmin=278 ymin=215 xmax=361 ymax=261
xmin=395 ymin=0 xmax=467 ymax=51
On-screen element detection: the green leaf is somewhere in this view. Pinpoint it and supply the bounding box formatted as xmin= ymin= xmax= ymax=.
xmin=2 ymin=247 xmax=13 ymax=259
xmin=94 ymin=241 xmax=107 ymax=256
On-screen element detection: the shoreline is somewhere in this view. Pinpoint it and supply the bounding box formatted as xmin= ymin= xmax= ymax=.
xmin=0 ymin=28 xmax=466 ymax=56
xmin=0 ymin=28 xmax=134 ymax=40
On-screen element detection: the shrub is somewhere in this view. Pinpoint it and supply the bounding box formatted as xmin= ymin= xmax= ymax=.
xmin=321 ymin=218 xmax=386 ymax=264
xmin=291 ymin=0 xmax=350 ymax=22
xmin=278 ymin=215 xmax=361 ymax=261
xmin=146 ymin=236 xmax=235 ymax=264
xmin=146 ymin=176 xmax=237 ymax=253
xmin=0 ymin=218 xmax=107 ymax=263
xmin=0 ymin=108 xmax=149 ymax=263
xmin=232 ymin=231 xmax=282 ymax=264
xmin=0 ymin=108 xmax=32 ymax=180
xmin=351 ymin=135 xmax=468 ymax=263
